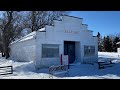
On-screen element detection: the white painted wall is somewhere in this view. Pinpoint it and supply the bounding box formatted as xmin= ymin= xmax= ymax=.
xmin=117 ymin=48 xmax=120 ymax=54
xmin=35 ymin=15 xmax=98 ymax=68
xmin=82 ymin=37 xmax=98 ymax=63
xmin=10 ymin=38 xmax=36 ymax=62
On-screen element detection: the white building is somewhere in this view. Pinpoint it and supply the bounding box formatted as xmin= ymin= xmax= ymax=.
xmin=116 ymin=41 xmax=120 ymax=54
xmin=10 ymin=15 xmax=98 ymax=69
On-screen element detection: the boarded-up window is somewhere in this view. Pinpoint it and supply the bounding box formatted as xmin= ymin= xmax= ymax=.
xmin=84 ymin=46 xmax=95 ymax=56
xmin=42 ymin=44 xmax=59 ymax=58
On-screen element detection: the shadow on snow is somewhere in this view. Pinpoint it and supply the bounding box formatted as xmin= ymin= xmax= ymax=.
xmin=13 ymin=56 xmax=120 ymax=79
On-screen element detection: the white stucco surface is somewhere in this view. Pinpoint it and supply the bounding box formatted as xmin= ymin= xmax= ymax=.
xmin=117 ymin=48 xmax=120 ymax=54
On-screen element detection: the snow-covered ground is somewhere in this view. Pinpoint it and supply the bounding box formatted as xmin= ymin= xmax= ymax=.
xmin=0 ymin=52 xmax=120 ymax=79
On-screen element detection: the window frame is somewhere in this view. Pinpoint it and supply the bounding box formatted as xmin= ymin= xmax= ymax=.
xmin=42 ymin=44 xmax=59 ymax=58
xmin=84 ymin=45 xmax=95 ymax=57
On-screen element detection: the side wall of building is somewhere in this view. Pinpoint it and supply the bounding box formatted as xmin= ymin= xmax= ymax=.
xmin=10 ymin=38 xmax=36 ymax=62
xmin=117 ymin=48 xmax=120 ymax=54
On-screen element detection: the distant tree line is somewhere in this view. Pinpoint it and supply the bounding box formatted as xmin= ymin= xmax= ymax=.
xmin=97 ymin=32 xmax=120 ymax=52
xmin=0 ymin=11 xmax=69 ymax=59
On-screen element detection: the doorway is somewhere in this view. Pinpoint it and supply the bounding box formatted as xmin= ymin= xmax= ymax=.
xmin=64 ymin=41 xmax=75 ymax=64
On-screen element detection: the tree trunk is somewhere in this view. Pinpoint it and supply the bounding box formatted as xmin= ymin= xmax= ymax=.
xmin=5 ymin=48 xmax=10 ymax=59
xmin=2 ymin=52 xmax=5 ymax=57
xmin=4 ymin=43 xmax=10 ymax=59
xmin=2 ymin=33 xmax=10 ymax=59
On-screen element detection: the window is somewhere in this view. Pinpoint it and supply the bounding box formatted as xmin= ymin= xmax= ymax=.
xmin=42 ymin=44 xmax=59 ymax=58
xmin=84 ymin=46 xmax=95 ymax=56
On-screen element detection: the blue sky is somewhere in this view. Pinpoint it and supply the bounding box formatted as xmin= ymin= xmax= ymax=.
xmin=70 ymin=11 xmax=120 ymax=37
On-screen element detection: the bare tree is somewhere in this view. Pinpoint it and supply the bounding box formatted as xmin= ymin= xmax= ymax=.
xmin=0 ymin=30 xmax=4 ymax=56
xmin=0 ymin=11 xmax=69 ymax=58
xmin=23 ymin=11 xmax=68 ymax=32
xmin=0 ymin=11 xmax=24 ymax=58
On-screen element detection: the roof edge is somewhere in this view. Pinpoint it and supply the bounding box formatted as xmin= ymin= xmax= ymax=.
xmin=10 ymin=31 xmax=37 ymax=45
xmin=62 ymin=15 xmax=83 ymax=20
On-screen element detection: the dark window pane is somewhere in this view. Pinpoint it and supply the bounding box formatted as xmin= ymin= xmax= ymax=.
xmin=42 ymin=44 xmax=59 ymax=58
xmin=84 ymin=45 xmax=95 ymax=56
